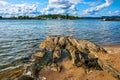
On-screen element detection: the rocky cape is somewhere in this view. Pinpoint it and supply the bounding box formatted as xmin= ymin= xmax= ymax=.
xmin=0 ymin=36 xmax=120 ymax=80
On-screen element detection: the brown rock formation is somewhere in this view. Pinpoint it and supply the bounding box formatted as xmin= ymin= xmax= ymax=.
xmin=39 ymin=36 xmax=120 ymax=80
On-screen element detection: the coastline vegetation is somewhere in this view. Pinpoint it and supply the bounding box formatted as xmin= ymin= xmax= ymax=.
xmin=0 ymin=14 xmax=81 ymax=20
xmin=0 ymin=15 xmax=120 ymax=21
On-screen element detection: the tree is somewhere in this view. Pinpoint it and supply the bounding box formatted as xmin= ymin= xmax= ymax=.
xmin=0 ymin=16 xmax=2 ymax=19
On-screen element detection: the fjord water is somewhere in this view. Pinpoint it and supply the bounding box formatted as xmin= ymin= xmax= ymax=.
xmin=0 ymin=20 xmax=120 ymax=70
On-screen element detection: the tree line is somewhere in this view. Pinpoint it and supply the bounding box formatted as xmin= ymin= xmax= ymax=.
xmin=0 ymin=14 xmax=81 ymax=20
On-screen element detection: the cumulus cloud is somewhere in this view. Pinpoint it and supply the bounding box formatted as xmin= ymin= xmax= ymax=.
xmin=0 ymin=0 xmax=116 ymax=17
xmin=108 ymin=10 xmax=120 ymax=16
xmin=41 ymin=0 xmax=81 ymax=15
xmin=83 ymin=0 xmax=113 ymax=15
xmin=69 ymin=0 xmax=82 ymax=4
xmin=114 ymin=10 xmax=120 ymax=15
xmin=0 ymin=1 xmax=9 ymax=6
xmin=82 ymin=1 xmax=101 ymax=6
xmin=0 ymin=2 xmax=40 ymax=17
xmin=10 ymin=3 xmax=39 ymax=14
xmin=42 ymin=0 xmax=113 ymax=16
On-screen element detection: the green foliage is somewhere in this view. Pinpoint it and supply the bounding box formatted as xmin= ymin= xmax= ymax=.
xmin=35 ymin=14 xmax=81 ymax=20
xmin=18 ymin=16 xmax=31 ymax=19
xmin=0 ymin=14 xmax=81 ymax=20
xmin=0 ymin=16 xmax=2 ymax=19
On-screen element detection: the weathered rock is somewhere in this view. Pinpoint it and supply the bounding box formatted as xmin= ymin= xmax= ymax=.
xmin=50 ymin=63 xmax=61 ymax=72
xmin=40 ymin=36 xmax=107 ymax=56
xmin=33 ymin=52 xmax=45 ymax=58
xmin=53 ymin=36 xmax=59 ymax=45
xmin=58 ymin=36 xmax=67 ymax=48
xmin=83 ymin=58 xmax=102 ymax=73
xmin=68 ymin=37 xmax=79 ymax=47
xmin=68 ymin=38 xmax=107 ymax=54
xmin=53 ymin=46 xmax=61 ymax=59
xmin=65 ymin=44 xmax=79 ymax=65
xmin=39 ymin=36 xmax=107 ymax=65
xmin=17 ymin=75 xmax=34 ymax=80
xmin=98 ymin=59 xmax=120 ymax=80
xmin=40 ymin=36 xmax=56 ymax=51
xmin=0 ymin=64 xmax=28 ymax=80
xmin=39 ymin=36 xmax=120 ymax=80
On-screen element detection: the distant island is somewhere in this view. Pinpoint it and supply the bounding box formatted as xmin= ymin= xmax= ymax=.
xmin=0 ymin=14 xmax=81 ymax=20
xmin=0 ymin=14 xmax=120 ymax=21
xmin=102 ymin=16 xmax=120 ymax=21
xmin=81 ymin=16 xmax=120 ymax=21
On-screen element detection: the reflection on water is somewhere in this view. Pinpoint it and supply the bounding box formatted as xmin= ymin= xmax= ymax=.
xmin=0 ymin=20 xmax=120 ymax=71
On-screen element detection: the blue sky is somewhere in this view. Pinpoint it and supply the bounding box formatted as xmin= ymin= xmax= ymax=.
xmin=0 ymin=0 xmax=119 ymax=17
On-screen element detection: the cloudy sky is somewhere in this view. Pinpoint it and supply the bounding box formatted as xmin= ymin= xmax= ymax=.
xmin=0 ymin=0 xmax=119 ymax=17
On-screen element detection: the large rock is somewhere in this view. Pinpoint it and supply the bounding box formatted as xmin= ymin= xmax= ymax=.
xmin=39 ymin=36 xmax=107 ymax=55
xmin=39 ymin=36 xmax=120 ymax=80
xmin=39 ymin=36 xmax=107 ymax=65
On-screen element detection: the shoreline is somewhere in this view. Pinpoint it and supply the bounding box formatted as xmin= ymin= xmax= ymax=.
xmin=0 ymin=39 xmax=120 ymax=80
xmin=102 ymin=43 xmax=120 ymax=47
xmin=102 ymin=44 xmax=120 ymax=54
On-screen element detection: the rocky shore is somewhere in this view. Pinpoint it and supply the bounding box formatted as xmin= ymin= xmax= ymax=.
xmin=0 ymin=36 xmax=120 ymax=80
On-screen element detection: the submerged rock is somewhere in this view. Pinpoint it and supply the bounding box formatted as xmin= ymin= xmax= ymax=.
xmin=0 ymin=64 xmax=29 ymax=80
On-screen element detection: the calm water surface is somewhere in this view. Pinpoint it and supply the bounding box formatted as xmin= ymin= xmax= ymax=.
xmin=0 ymin=20 xmax=120 ymax=70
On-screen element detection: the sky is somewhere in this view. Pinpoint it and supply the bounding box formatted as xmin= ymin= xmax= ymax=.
xmin=0 ymin=0 xmax=120 ymax=17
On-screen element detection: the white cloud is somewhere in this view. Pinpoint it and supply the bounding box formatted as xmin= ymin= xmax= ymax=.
xmin=0 ymin=0 xmax=116 ymax=17
xmin=0 ymin=2 xmax=40 ymax=17
xmin=54 ymin=9 xmax=67 ymax=14
xmin=114 ymin=10 xmax=120 ymax=15
xmin=83 ymin=0 xmax=113 ymax=15
xmin=49 ymin=0 xmax=73 ymax=9
xmin=10 ymin=3 xmax=37 ymax=14
xmin=0 ymin=1 xmax=8 ymax=6
xmin=69 ymin=0 xmax=81 ymax=4
xmin=108 ymin=10 xmax=120 ymax=16
xmin=41 ymin=0 xmax=81 ymax=15
xmin=82 ymin=2 xmax=100 ymax=6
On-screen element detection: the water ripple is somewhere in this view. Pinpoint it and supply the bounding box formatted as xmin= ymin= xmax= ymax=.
xmin=0 ymin=20 xmax=120 ymax=70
